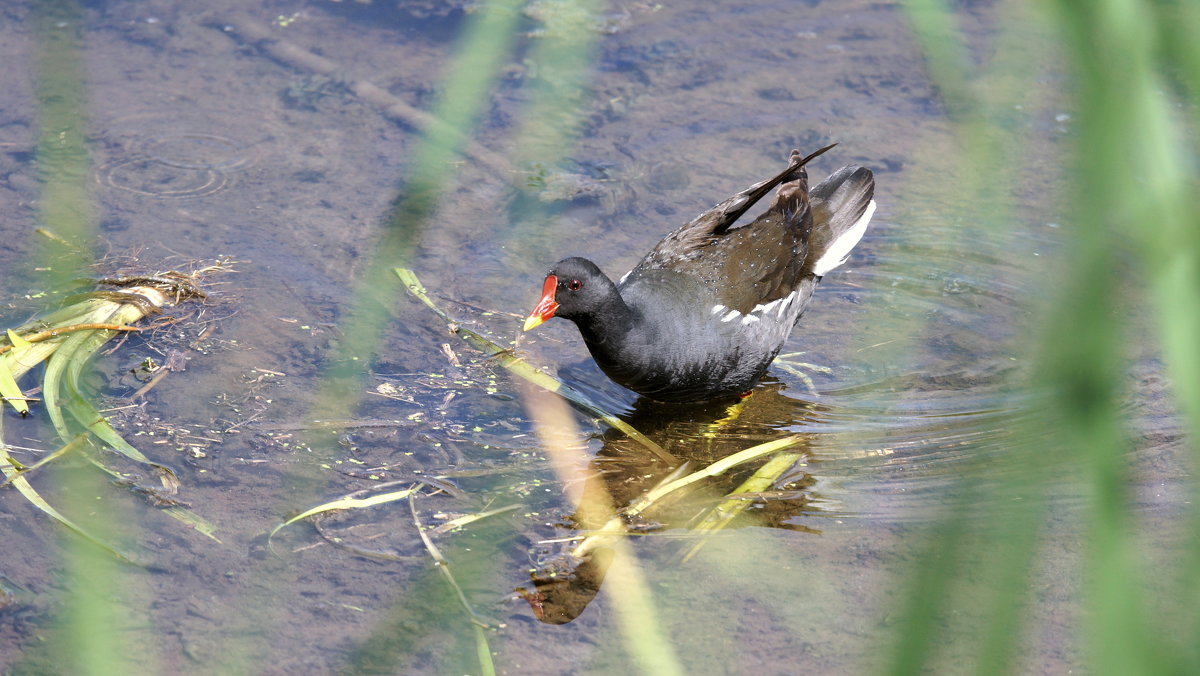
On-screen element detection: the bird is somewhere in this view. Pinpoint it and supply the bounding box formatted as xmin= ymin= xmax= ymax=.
xmin=522 ymin=144 xmax=876 ymax=403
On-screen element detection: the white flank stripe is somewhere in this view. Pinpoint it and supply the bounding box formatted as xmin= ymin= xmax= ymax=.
xmin=811 ymin=199 xmax=876 ymax=276
xmin=618 ymin=271 xmax=631 ymax=285
xmin=741 ymin=314 xmax=759 ymax=325
xmin=721 ymin=309 xmax=741 ymax=323
xmin=752 ymin=298 xmax=778 ymax=315
xmin=777 ymin=292 xmax=794 ymax=318
xmin=711 ymin=304 xmax=727 ymax=316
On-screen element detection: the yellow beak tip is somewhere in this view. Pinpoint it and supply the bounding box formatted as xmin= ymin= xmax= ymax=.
xmin=522 ymin=316 xmax=544 ymax=331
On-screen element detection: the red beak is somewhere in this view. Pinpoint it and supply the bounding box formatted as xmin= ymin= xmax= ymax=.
xmin=523 ymin=275 xmax=559 ymax=331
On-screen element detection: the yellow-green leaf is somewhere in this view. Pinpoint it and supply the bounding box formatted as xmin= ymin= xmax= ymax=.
xmin=6 ymin=329 xmax=31 ymax=348
xmin=0 ymin=355 xmax=30 ymax=415
xmin=269 ymin=486 xmax=421 ymax=539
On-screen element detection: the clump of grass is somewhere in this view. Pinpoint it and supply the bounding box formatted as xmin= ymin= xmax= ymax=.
xmin=1 ymin=272 xmax=224 ymax=559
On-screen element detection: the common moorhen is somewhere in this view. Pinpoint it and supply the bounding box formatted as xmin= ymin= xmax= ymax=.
xmin=523 ymin=145 xmax=876 ymax=403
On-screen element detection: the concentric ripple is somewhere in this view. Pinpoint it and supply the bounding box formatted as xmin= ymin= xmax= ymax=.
xmin=94 ymin=111 xmax=274 ymax=199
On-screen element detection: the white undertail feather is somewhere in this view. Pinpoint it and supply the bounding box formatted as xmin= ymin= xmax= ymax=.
xmin=810 ymin=199 xmax=877 ymax=276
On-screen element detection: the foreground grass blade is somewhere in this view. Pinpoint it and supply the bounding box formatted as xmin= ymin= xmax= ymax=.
xmin=394 ymin=267 xmax=675 ymax=465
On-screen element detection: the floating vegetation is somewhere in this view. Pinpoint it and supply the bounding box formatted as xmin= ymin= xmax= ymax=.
xmin=269 ymin=483 xmax=422 ymax=543
xmin=1 ymin=264 xmax=231 ymax=560
xmin=680 ymin=449 xmax=811 ymax=562
xmin=267 ymin=476 xmax=523 ymax=676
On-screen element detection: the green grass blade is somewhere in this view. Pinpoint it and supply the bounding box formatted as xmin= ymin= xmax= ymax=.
xmin=82 ymin=458 xmax=221 ymax=543
xmin=0 ymin=469 xmax=139 ymax=564
xmin=408 ymin=493 xmax=500 ymax=629
xmin=0 ymin=433 xmax=89 ymax=488
xmin=0 ymin=353 xmax=31 ymax=416
xmin=29 ymin=302 xmax=219 ymax=541
xmin=428 ymin=503 xmax=522 ymax=535
xmin=472 ymin=625 xmax=496 ymax=676
xmin=0 ymin=416 xmax=138 ymax=565
xmin=569 ymin=437 xmax=803 ymax=561
xmin=40 ymin=329 xmax=90 ymax=442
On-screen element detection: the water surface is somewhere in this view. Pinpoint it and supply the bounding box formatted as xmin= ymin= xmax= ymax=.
xmin=0 ymin=1 xmax=1187 ymax=674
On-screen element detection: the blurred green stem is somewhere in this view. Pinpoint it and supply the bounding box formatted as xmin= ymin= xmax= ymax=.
xmin=23 ymin=2 xmax=148 ymax=674
xmin=311 ymin=0 xmax=524 ymax=423
xmin=31 ymin=0 xmax=94 ymax=282
xmin=891 ymin=0 xmax=1200 ymax=672
xmin=1048 ymin=0 xmax=1200 ymax=672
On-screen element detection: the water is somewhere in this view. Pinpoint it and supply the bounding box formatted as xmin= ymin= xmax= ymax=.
xmin=0 ymin=1 xmax=1187 ymax=673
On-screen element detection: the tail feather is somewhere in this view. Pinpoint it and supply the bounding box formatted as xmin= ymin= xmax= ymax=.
xmin=805 ymin=166 xmax=875 ymax=277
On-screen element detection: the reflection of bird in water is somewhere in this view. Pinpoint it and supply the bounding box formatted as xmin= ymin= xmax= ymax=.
xmin=517 ymin=382 xmax=830 ymax=624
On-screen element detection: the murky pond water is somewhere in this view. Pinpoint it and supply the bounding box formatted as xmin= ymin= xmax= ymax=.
xmin=0 ymin=1 xmax=1189 ymax=674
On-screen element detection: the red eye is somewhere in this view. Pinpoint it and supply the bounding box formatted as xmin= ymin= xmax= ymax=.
xmin=567 ymin=279 xmax=583 ymax=291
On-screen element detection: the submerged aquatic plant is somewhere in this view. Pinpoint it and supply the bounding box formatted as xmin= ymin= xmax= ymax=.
xmin=1 ymin=271 xmax=225 ymax=559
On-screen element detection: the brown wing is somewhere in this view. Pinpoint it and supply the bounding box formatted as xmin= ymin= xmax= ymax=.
xmin=637 ymin=144 xmax=836 ymax=270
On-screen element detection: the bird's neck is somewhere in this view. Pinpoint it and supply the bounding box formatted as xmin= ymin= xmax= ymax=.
xmin=577 ymin=293 xmax=637 ymax=349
